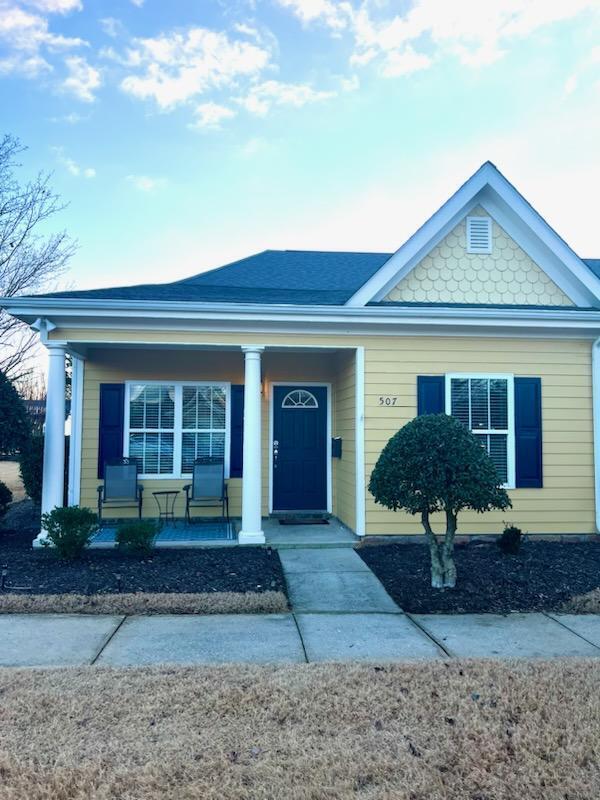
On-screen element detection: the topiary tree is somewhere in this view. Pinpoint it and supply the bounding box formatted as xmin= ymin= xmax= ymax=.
xmin=19 ymin=435 xmax=44 ymax=504
xmin=0 ymin=370 xmax=30 ymax=455
xmin=369 ymin=414 xmax=511 ymax=589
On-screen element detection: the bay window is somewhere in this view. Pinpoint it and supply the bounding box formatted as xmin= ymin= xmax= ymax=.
xmin=125 ymin=382 xmax=230 ymax=478
xmin=445 ymin=374 xmax=515 ymax=487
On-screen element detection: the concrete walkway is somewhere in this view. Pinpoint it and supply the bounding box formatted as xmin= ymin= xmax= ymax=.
xmin=2 ymin=548 xmax=600 ymax=667
xmin=1 ymin=611 xmax=600 ymax=667
xmin=279 ymin=547 xmax=400 ymax=612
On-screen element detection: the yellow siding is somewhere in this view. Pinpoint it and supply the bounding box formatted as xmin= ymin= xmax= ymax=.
xmin=333 ymin=350 xmax=356 ymax=531
xmin=363 ymin=337 xmax=594 ymax=535
xmin=384 ymin=206 xmax=574 ymax=306
xmin=72 ymin=329 xmax=595 ymax=536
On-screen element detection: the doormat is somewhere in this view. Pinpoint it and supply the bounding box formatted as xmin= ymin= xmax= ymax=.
xmin=279 ymin=518 xmax=329 ymax=526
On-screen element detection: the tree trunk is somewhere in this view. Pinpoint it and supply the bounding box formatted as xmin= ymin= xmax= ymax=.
xmin=442 ymin=510 xmax=458 ymax=588
xmin=421 ymin=509 xmax=458 ymax=589
xmin=421 ymin=511 xmax=445 ymax=588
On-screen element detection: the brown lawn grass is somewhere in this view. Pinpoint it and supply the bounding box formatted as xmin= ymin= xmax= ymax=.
xmin=0 ymin=660 xmax=599 ymax=799
xmin=0 ymin=590 xmax=288 ymax=615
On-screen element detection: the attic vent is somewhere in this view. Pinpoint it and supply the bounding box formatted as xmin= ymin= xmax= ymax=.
xmin=466 ymin=216 xmax=492 ymax=254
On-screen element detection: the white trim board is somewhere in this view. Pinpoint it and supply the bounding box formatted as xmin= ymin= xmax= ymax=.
xmin=347 ymin=162 xmax=600 ymax=308
xmin=268 ymin=381 xmax=333 ymax=515
xmin=67 ymin=355 xmax=84 ymax=505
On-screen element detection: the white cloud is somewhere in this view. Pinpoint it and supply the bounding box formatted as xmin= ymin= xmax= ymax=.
xmin=52 ymin=146 xmax=95 ymax=177
xmin=0 ymin=3 xmax=85 ymax=69
xmin=130 ymin=0 xmax=144 ymax=6
xmin=274 ymin=0 xmax=350 ymax=31
xmin=126 ymin=174 xmax=167 ymax=192
xmin=49 ymin=110 xmax=88 ymax=123
xmin=24 ymin=0 xmax=81 ymax=12
xmin=119 ymin=27 xmax=271 ymax=109
xmin=340 ymin=73 xmax=359 ymax=91
xmin=62 ymin=54 xmax=101 ymax=101
xmin=237 ymin=79 xmax=335 ymax=115
xmin=100 ymin=17 xmax=124 ymax=38
xmin=277 ymin=0 xmax=599 ymax=79
xmin=0 ymin=1 xmax=85 ymax=76
xmin=190 ymin=101 xmax=236 ymax=129
xmin=239 ymin=136 xmax=269 ymax=157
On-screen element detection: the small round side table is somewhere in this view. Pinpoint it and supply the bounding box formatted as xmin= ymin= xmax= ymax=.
xmin=152 ymin=490 xmax=180 ymax=527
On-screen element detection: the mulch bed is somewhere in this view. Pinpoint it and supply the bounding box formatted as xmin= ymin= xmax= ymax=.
xmin=358 ymin=539 xmax=600 ymax=614
xmin=0 ymin=527 xmax=286 ymax=596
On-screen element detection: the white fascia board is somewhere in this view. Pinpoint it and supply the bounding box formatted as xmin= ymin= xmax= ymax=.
xmin=346 ymin=163 xmax=493 ymax=306
xmin=3 ymin=296 xmax=600 ymax=337
xmin=346 ymin=161 xmax=600 ymax=308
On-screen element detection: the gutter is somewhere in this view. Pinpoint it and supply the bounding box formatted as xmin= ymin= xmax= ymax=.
xmin=593 ymin=338 xmax=600 ymax=533
xmin=2 ymin=295 xmax=600 ymax=328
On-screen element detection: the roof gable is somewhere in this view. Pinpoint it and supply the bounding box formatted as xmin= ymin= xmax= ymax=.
xmin=382 ymin=205 xmax=574 ymax=307
xmin=346 ymin=162 xmax=600 ymax=309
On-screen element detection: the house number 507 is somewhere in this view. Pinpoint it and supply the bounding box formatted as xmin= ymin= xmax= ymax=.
xmin=378 ymin=396 xmax=398 ymax=406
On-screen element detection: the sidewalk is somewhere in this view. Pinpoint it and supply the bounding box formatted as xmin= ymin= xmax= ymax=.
xmin=1 ymin=610 xmax=599 ymax=667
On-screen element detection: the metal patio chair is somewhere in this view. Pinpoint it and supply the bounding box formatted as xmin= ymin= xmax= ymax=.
xmin=183 ymin=456 xmax=229 ymax=524
xmin=97 ymin=457 xmax=144 ymax=520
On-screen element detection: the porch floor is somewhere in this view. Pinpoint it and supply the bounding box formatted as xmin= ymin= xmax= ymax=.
xmin=263 ymin=518 xmax=358 ymax=549
xmin=90 ymin=521 xmax=237 ymax=549
xmin=89 ymin=517 xmax=358 ymax=548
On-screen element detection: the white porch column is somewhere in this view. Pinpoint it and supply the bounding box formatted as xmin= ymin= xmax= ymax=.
xmin=37 ymin=343 xmax=67 ymax=545
xmin=239 ymin=345 xmax=265 ymax=544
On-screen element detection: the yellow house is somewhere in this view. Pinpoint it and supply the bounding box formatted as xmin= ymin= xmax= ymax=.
xmin=4 ymin=162 xmax=600 ymax=545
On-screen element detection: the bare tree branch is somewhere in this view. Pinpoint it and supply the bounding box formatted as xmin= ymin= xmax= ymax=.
xmin=0 ymin=134 xmax=76 ymax=378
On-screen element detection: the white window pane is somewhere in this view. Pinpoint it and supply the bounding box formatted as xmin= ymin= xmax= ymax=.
xmin=181 ymin=432 xmax=196 ymax=474
xmin=196 ymin=388 xmax=212 ymax=428
xmin=129 ymin=433 xmax=143 ymax=463
xmin=182 ymin=387 xmax=197 ymax=429
xmin=489 ymin=434 xmax=508 ymax=484
xmin=451 ymin=379 xmax=469 ymax=427
xmin=470 ymin=378 xmax=489 ymax=430
xmin=144 ymin=386 xmax=160 ymax=429
xmin=212 ymin=431 xmax=225 ymax=457
xmin=212 ymin=387 xmax=226 ymax=427
xmin=490 ymin=379 xmax=508 ymax=430
xmin=160 ymin=386 xmax=175 ymax=428
xmin=129 ymin=384 xmax=145 ymax=429
xmin=158 ymin=432 xmax=174 ymax=474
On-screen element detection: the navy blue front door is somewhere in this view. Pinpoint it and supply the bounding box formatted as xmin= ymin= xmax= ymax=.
xmin=273 ymin=386 xmax=328 ymax=511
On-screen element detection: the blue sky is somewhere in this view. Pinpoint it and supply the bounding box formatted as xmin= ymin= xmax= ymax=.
xmin=1 ymin=0 xmax=599 ymax=292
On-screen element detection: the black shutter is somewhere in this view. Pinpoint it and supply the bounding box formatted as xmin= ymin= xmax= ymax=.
xmin=515 ymin=377 xmax=542 ymax=488
xmin=97 ymin=383 xmax=125 ymax=479
xmin=230 ymin=384 xmax=244 ymax=478
xmin=417 ymin=376 xmax=445 ymax=415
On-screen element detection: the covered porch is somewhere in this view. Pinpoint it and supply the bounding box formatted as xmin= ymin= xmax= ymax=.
xmin=39 ymin=337 xmax=365 ymax=547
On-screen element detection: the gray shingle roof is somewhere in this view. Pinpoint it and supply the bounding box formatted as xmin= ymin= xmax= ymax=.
xmin=32 ymin=250 xmax=600 ymax=307
xmin=38 ymin=250 xmax=393 ymax=306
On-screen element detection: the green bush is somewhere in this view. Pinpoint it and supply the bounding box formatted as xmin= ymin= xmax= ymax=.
xmin=19 ymin=435 xmax=44 ymax=504
xmin=497 ymin=525 xmax=523 ymax=555
xmin=116 ymin=520 xmax=157 ymax=555
xmin=0 ymin=371 xmax=30 ymax=456
xmin=0 ymin=480 xmax=13 ymax=517
xmin=41 ymin=506 xmax=99 ymax=558
xmin=369 ymin=414 xmax=511 ymax=589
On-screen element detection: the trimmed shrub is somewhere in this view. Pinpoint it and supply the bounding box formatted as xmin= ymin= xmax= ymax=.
xmin=19 ymin=435 xmax=44 ymax=505
xmin=0 ymin=480 xmax=13 ymax=517
xmin=41 ymin=506 xmax=99 ymax=559
xmin=369 ymin=414 xmax=511 ymax=588
xmin=116 ymin=520 xmax=157 ymax=556
xmin=0 ymin=371 xmax=30 ymax=456
xmin=497 ymin=525 xmax=523 ymax=555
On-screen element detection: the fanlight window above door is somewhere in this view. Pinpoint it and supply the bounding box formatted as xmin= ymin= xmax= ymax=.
xmin=281 ymin=389 xmax=319 ymax=409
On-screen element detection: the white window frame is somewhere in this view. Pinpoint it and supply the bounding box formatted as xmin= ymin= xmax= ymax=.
xmin=445 ymin=373 xmax=515 ymax=489
xmin=123 ymin=380 xmax=231 ymax=479
xmin=466 ymin=215 xmax=492 ymax=254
